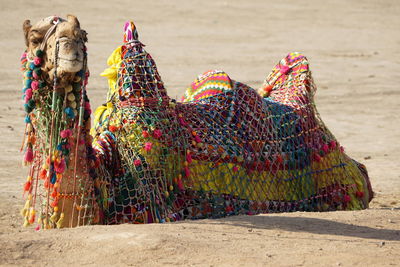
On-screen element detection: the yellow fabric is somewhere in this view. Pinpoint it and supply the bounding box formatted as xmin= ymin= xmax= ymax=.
xmin=100 ymin=46 xmax=122 ymax=96
xmin=92 ymin=47 xmax=123 ymax=136
xmin=186 ymin=149 xmax=365 ymax=209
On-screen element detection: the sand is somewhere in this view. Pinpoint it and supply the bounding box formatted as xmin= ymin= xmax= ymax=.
xmin=0 ymin=0 xmax=399 ymax=266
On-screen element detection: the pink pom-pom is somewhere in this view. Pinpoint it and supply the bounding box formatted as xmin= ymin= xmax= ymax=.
xmin=25 ymin=89 xmax=33 ymax=99
xmin=186 ymin=153 xmax=192 ymax=164
xmin=31 ymin=80 xmax=39 ymax=90
xmin=322 ymin=144 xmax=329 ymax=153
xmin=21 ymin=52 xmax=27 ymax=60
xmin=233 ymin=166 xmax=239 ymax=172
xmin=134 ymin=159 xmax=141 ymax=166
xmin=184 ymin=166 xmax=190 ymax=178
xmin=24 ymin=95 xmax=31 ymax=103
xmin=178 ymin=118 xmax=188 ymax=126
xmin=343 ymin=194 xmax=351 ymax=203
xmin=24 ymin=147 xmax=34 ymax=163
xmin=330 ymin=140 xmax=337 ymax=149
xmin=54 ymin=159 xmax=66 ymax=173
xmin=35 ymin=225 xmax=40 ymax=231
xmin=178 ymin=179 xmax=184 ymax=191
xmin=279 ymin=65 xmax=290 ymax=75
xmin=153 ymin=129 xmax=162 ymax=139
xmin=313 ymin=153 xmax=321 ymax=162
xmin=194 ymin=135 xmax=202 ymax=143
xmin=144 ymin=142 xmax=153 ymax=152
xmin=33 ymin=57 xmax=42 ymax=66
xmin=60 ymin=129 xmax=72 ymax=139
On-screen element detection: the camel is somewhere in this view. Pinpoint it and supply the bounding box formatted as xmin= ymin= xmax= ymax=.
xmin=20 ymin=17 xmax=373 ymax=228
xmin=20 ymin=15 xmax=100 ymax=229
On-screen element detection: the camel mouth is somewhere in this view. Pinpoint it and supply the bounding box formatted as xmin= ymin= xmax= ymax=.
xmin=58 ymin=57 xmax=83 ymax=63
xmin=58 ymin=58 xmax=84 ymax=73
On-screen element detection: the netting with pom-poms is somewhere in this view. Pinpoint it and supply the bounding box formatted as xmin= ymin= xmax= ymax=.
xmin=92 ymin=21 xmax=373 ymax=224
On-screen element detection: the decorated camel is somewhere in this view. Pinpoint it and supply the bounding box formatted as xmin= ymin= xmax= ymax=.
xmin=20 ymin=16 xmax=373 ymax=229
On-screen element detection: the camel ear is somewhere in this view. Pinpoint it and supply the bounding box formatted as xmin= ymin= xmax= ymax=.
xmin=81 ymin=29 xmax=88 ymax=42
xmin=67 ymin=14 xmax=80 ymax=28
xmin=23 ymin=19 xmax=32 ymax=47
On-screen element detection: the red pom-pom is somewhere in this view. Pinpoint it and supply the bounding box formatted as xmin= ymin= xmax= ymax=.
xmin=265 ymin=159 xmax=271 ymax=169
xmin=109 ymin=125 xmax=118 ymax=132
xmin=24 ymin=147 xmax=34 ymax=163
xmin=184 ymin=166 xmax=190 ymax=178
xmin=313 ymin=153 xmax=322 ymax=162
xmin=322 ymin=144 xmax=329 ymax=154
xmin=186 ymin=153 xmax=192 ymax=164
xmin=194 ymin=135 xmax=202 ymax=143
xmin=142 ymin=130 xmax=149 ymax=138
xmin=153 ymin=129 xmax=162 ymax=139
xmin=263 ymin=84 xmax=273 ymax=94
xmin=28 ymin=213 xmax=35 ymax=224
xmin=44 ymin=178 xmax=50 ymax=189
xmin=134 ymin=159 xmax=141 ymax=166
xmin=343 ymin=194 xmax=351 ymax=203
xmin=177 ymin=179 xmax=184 ymax=191
xmin=54 ymin=158 xmax=66 ymax=174
xmin=60 ymin=129 xmax=72 ymax=139
xmin=39 ymin=168 xmax=47 ymax=180
xmin=50 ymin=198 xmax=59 ymax=207
xmin=51 ymin=189 xmax=58 ymax=198
xmin=23 ymin=181 xmax=32 ymax=192
xmin=356 ymin=191 xmax=364 ymax=198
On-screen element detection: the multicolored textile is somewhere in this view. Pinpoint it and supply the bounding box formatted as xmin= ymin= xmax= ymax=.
xmin=91 ymin=21 xmax=372 ymax=224
xmin=181 ymin=70 xmax=233 ymax=102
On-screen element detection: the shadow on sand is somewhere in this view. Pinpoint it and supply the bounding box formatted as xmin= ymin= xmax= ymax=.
xmin=189 ymin=214 xmax=400 ymax=241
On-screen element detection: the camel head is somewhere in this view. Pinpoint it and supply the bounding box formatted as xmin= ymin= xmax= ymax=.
xmin=23 ymin=15 xmax=87 ymax=87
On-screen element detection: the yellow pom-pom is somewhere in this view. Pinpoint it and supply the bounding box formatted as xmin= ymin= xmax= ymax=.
xmin=65 ymin=85 xmax=73 ymax=93
xmin=69 ymin=101 xmax=77 ymax=109
xmin=23 ymin=217 xmax=30 ymax=227
xmin=67 ymin=93 xmax=75 ymax=102
xmin=50 ymin=211 xmax=58 ymax=223
xmin=56 ymin=212 xmax=65 ymax=229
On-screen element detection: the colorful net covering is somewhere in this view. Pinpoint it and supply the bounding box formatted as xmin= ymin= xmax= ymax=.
xmin=92 ymin=21 xmax=373 ymax=224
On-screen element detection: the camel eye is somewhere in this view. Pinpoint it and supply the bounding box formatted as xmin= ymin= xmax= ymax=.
xmin=31 ymin=39 xmax=41 ymax=46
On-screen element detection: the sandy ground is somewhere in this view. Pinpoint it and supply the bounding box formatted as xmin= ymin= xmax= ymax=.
xmin=0 ymin=0 xmax=399 ymax=266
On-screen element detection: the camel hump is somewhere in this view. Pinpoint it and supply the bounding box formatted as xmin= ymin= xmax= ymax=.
xmin=123 ymin=21 xmax=139 ymax=43
xmin=181 ymin=70 xmax=233 ymax=102
xmin=259 ymin=52 xmax=316 ymax=99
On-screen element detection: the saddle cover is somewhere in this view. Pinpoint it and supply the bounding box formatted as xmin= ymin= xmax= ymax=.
xmin=92 ymin=22 xmax=372 ymax=224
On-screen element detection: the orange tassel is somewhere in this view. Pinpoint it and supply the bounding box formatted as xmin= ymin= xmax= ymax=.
xmin=23 ymin=181 xmax=32 ymax=192
xmin=39 ymin=168 xmax=47 ymax=180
